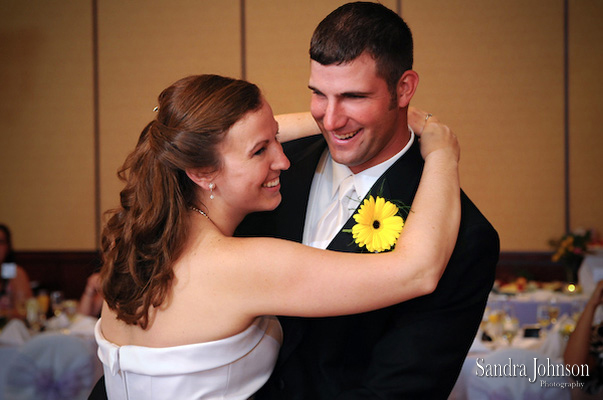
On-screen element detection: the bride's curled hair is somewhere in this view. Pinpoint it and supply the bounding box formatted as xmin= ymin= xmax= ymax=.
xmin=101 ymin=75 xmax=262 ymax=328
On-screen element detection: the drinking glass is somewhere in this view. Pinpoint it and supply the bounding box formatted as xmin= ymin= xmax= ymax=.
xmin=63 ymin=299 xmax=78 ymax=322
xmin=50 ymin=290 xmax=65 ymax=317
xmin=25 ymin=298 xmax=41 ymax=332
xmin=502 ymin=315 xmax=520 ymax=345
xmin=547 ymin=298 xmax=560 ymax=325
xmin=485 ymin=308 xmax=504 ymax=341
xmin=536 ymin=304 xmax=550 ymax=331
xmin=37 ymin=290 xmax=50 ymax=325
xmin=501 ymin=302 xmax=519 ymax=344
xmin=548 ymin=305 xmax=560 ymax=325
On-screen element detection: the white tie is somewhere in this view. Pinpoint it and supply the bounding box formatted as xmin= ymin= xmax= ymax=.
xmin=311 ymin=174 xmax=357 ymax=248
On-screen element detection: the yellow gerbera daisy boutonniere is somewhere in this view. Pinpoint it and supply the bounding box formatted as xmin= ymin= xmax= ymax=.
xmin=347 ymin=195 xmax=405 ymax=253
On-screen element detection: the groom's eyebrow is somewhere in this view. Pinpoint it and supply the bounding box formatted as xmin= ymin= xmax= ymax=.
xmin=308 ymin=84 xmax=371 ymax=98
xmin=308 ymin=85 xmax=321 ymax=94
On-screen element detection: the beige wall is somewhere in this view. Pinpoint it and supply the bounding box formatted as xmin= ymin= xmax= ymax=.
xmin=0 ymin=1 xmax=96 ymax=250
xmin=97 ymin=0 xmax=242 ymax=216
xmin=0 ymin=0 xmax=601 ymax=252
xmin=407 ymin=0 xmax=567 ymax=251
xmin=569 ymin=0 xmax=603 ymax=235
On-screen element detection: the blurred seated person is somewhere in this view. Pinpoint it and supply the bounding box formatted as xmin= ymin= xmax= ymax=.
xmin=0 ymin=224 xmax=33 ymax=320
xmin=564 ymin=280 xmax=603 ymax=395
xmin=78 ymin=272 xmax=103 ymax=317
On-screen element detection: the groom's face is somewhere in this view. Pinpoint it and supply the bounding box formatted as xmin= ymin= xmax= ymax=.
xmin=308 ymin=52 xmax=408 ymax=174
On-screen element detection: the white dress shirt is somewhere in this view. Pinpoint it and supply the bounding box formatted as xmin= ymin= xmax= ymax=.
xmin=303 ymin=128 xmax=416 ymax=249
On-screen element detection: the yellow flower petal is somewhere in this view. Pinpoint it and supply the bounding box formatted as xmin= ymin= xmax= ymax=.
xmin=382 ymin=202 xmax=398 ymax=218
xmin=348 ymin=196 xmax=404 ymax=253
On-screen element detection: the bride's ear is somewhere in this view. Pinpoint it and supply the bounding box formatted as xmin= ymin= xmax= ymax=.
xmin=185 ymin=168 xmax=216 ymax=191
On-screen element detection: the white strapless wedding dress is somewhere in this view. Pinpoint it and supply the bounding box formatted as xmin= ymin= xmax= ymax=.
xmin=95 ymin=316 xmax=282 ymax=400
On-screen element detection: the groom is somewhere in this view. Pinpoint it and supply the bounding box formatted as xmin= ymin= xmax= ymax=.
xmin=238 ymin=2 xmax=499 ymax=399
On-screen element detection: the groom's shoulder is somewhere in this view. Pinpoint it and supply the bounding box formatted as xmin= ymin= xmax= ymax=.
xmin=458 ymin=190 xmax=499 ymax=249
xmin=460 ymin=190 xmax=495 ymax=227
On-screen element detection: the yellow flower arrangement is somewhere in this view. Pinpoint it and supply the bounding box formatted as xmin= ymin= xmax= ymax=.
xmin=549 ymin=229 xmax=592 ymax=283
xmin=550 ymin=231 xmax=590 ymax=263
xmin=350 ymin=196 xmax=404 ymax=253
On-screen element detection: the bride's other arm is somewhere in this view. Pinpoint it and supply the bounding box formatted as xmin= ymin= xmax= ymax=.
xmin=274 ymin=112 xmax=319 ymax=142
xmin=275 ymin=106 xmax=427 ymax=142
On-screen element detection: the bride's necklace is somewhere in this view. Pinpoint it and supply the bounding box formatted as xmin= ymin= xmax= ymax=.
xmin=189 ymin=206 xmax=210 ymax=220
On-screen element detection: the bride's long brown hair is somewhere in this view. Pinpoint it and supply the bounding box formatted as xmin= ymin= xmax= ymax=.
xmin=101 ymin=75 xmax=262 ymax=328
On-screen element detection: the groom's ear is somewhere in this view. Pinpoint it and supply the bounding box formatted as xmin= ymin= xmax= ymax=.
xmin=396 ymin=70 xmax=419 ymax=109
xmin=185 ymin=167 xmax=216 ymax=191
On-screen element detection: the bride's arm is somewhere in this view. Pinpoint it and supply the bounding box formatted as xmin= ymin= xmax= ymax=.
xmin=276 ymin=106 xmax=427 ymax=142
xmin=275 ymin=112 xmax=320 ymax=142
xmin=218 ymin=117 xmax=460 ymax=318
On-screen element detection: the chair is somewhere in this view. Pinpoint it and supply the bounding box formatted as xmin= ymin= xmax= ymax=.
xmin=467 ymin=348 xmax=571 ymax=400
xmin=4 ymin=333 xmax=96 ymax=400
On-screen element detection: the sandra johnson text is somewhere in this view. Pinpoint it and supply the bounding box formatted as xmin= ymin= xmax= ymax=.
xmin=476 ymin=357 xmax=588 ymax=383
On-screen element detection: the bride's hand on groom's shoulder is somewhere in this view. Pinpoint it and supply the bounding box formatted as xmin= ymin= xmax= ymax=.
xmin=409 ymin=107 xmax=460 ymax=163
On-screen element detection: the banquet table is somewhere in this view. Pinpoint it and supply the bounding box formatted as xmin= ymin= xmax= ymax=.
xmin=487 ymin=291 xmax=588 ymax=327
xmin=449 ymin=334 xmax=603 ymax=400
xmin=448 ymin=324 xmax=574 ymax=400
xmin=448 ymin=287 xmax=600 ymax=400
xmin=0 ymin=315 xmax=101 ymax=400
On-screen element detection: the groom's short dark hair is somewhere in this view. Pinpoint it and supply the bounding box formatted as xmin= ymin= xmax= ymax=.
xmin=310 ymin=1 xmax=414 ymax=99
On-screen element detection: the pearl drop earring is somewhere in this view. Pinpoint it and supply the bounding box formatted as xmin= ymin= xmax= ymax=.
xmin=209 ymin=183 xmax=215 ymax=200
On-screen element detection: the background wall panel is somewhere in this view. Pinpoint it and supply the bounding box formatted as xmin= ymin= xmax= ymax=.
xmin=0 ymin=1 xmax=95 ymax=250
xmin=568 ymin=0 xmax=603 ymax=234
xmin=0 ymin=1 xmax=601 ymax=257
xmin=97 ymin=0 xmax=242 ymax=216
xmin=405 ymin=0 xmax=566 ymax=251
xmin=246 ymin=0 xmax=398 ymax=114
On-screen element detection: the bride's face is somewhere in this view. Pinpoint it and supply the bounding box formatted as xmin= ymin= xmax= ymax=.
xmin=213 ymin=99 xmax=290 ymax=216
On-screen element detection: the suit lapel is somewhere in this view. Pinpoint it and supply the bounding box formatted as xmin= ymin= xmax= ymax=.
xmin=327 ymin=140 xmax=424 ymax=252
xmin=277 ymin=138 xmax=424 ymax=368
xmin=274 ymin=138 xmax=327 ymax=242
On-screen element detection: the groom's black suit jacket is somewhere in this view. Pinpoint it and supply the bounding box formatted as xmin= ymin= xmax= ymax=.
xmin=237 ymin=135 xmax=500 ymax=399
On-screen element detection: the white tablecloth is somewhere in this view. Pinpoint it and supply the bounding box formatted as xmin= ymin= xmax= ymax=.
xmin=488 ymin=291 xmax=587 ymax=327
xmin=0 ymin=346 xmax=19 ymax=399
xmin=450 ymin=331 xmax=575 ymax=400
xmin=579 ymin=252 xmax=603 ymax=297
xmin=0 ymin=316 xmax=101 ymax=400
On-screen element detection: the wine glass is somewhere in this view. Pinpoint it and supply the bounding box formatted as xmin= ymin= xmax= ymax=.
xmin=536 ymin=304 xmax=551 ymax=333
xmin=547 ymin=298 xmax=560 ymax=325
xmin=37 ymin=290 xmax=50 ymax=325
xmin=548 ymin=305 xmax=560 ymax=325
xmin=25 ymin=298 xmax=41 ymax=332
xmin=502 ymin=315 xmax=520 ymax=345
xmin=50 ymin=290 xmax=65 ymax=317
xmin=501 ymin=302 xmax=519 ymax=344
xmin=485 ymin=308 xmax=504 ymax=341
xmin=63 ymin=299 xmax=78 ymax=322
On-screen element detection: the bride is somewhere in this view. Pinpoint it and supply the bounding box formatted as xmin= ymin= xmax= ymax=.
xmin=94 ymin=74 xmax=460 ymax=399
